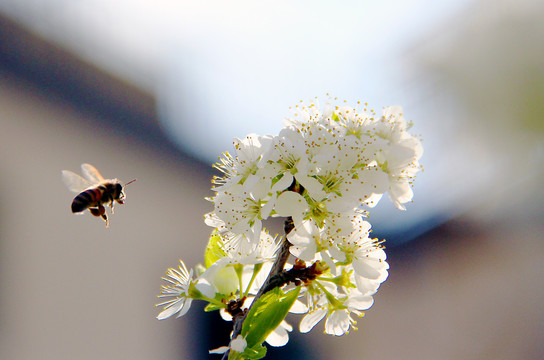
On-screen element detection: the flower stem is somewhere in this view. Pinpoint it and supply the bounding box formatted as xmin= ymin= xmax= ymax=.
xmin=243 ymin=263 xmax=263 ymax=299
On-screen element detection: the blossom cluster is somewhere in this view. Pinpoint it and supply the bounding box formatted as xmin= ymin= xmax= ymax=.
xmin=157 ymin=99 xmax=423 ymax=356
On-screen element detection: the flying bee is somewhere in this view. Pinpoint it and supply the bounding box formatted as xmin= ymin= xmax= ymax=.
xmin=62 ymin=163 xmax=136 ymax=227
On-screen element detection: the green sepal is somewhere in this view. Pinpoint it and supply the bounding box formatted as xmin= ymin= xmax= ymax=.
xmin=204 ymin=230 xmax=226 ymax=268
xmin=203 ymin=293 xmax=228 ymax=312
xmin=241 ymin=286 xmax=301 ymax=348
xmin=204 ymin=302 xmax=224 ymax=312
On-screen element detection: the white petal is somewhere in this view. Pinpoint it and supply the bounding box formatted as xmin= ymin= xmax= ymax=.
xmin=364 ymin=193 xmax=384 ymax=208
xmin=320 ymin=250 xmax=337 ymax=276
xmin=195 ymin=280 xmax=216 ymax=299
xmin=265 ymin=321 xmax=291 ymax=347
xmin=300 ymin=308 xmax=327 ymax=333
xmin=352 ymin=258 xmax=383 ymax=280
xmin=220 ymin=308 xmax=232 ymax=321
xmin=260 ymin=197 xmax=276 ymax=219
xmin=346 ymin=294 xmax=374 ymax=311
xmin=289 ymin=244 xmax=317 ymax=262
xmin=275 ymin=191 xmax=308 ymax=216
xmin=328 ymin=245 xmax=346 ymax=262
xmin=176 ymin=298 xmax=193 ymax=318
xmin=272 ymin=173 xmax=294 ymax=192
xmin=325 ymin=310 xmax=350 ymax=336
xmin=296 ymin=175 xmax=326 ymax=200
xmin=289 ymin=300 xmax=308 ymax=314
xmin=354 ymin=275 xmax=381 ymax=296
xmin=388 ymin=182 xmax=413 ymax=209
xmin=231 ymin=335 xmax=248 ymax=352
xmin=209 ymin=346 xmax=229 ymax=354
xmin=156 ymin=301 xmax=183 ymax=320
xmin=203 ymin=212 xmax=224 ymax=228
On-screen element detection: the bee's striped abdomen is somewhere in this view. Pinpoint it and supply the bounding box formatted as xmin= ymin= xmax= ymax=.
xmin=71 ymin=187 xmax=104 ymax=213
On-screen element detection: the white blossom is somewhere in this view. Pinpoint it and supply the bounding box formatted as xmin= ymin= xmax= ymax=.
xmin=156 ymin=260 xmax=194 ymax=320
xmin=159 ymin=97 xmax=423 ymax=349
xmin=298 ymin=279 xmax=374 ymax=336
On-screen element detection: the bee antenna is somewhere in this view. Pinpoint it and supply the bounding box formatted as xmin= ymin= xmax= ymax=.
xmin=124 ymin=179 xmax=137 ymax=187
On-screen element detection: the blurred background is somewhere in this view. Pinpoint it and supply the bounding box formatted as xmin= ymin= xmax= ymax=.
xmin=0 ymin=0 xmax=543 ymax=359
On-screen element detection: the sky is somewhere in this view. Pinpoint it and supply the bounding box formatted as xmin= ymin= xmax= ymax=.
xmin=0 ymin=0 xmax=473 ymax=159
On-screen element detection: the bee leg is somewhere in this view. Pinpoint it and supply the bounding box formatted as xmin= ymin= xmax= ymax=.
xmin=110 ymin=200 xmax=115 ymax=214
xmin=98 ymin=204 xmax=109 ymax=227
xmin=89 ymin=207 xmax=101 ymax=217
xmin=90 ymin=206 xmax=108 ymax=227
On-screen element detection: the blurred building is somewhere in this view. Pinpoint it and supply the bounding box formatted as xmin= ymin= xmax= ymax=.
xmin=318 ymin=1 xmax=544 ymax=358
xmin=0 ymin=13 xmax=313 ymax=360
xmin=0 ymin=15 xmax=214 ymax=360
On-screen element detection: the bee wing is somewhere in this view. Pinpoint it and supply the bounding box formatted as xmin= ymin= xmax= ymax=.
xmin=81 ymin=163 xmax=105 ymax=183
xmin=62 ymin=170 xmax=92 ymax=193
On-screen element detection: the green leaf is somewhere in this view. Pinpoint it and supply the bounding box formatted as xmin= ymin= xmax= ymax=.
xmin=239 ymin=344 xmax=267 ymax=360
xmin=241 ymin=287 xmax=301 ymax=348
xmin=204 ymin=230 xmax=226 ymax=268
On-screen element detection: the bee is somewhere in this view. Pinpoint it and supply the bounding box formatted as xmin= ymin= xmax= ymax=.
xmin=62 ymin=163 xmax=136 ymax=227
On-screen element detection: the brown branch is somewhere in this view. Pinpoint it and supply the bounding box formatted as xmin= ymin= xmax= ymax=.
xmin=262 ymin=259 xmax=323 ymax=291
xmin=222 ymin=217 xmax=294 ymax=359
